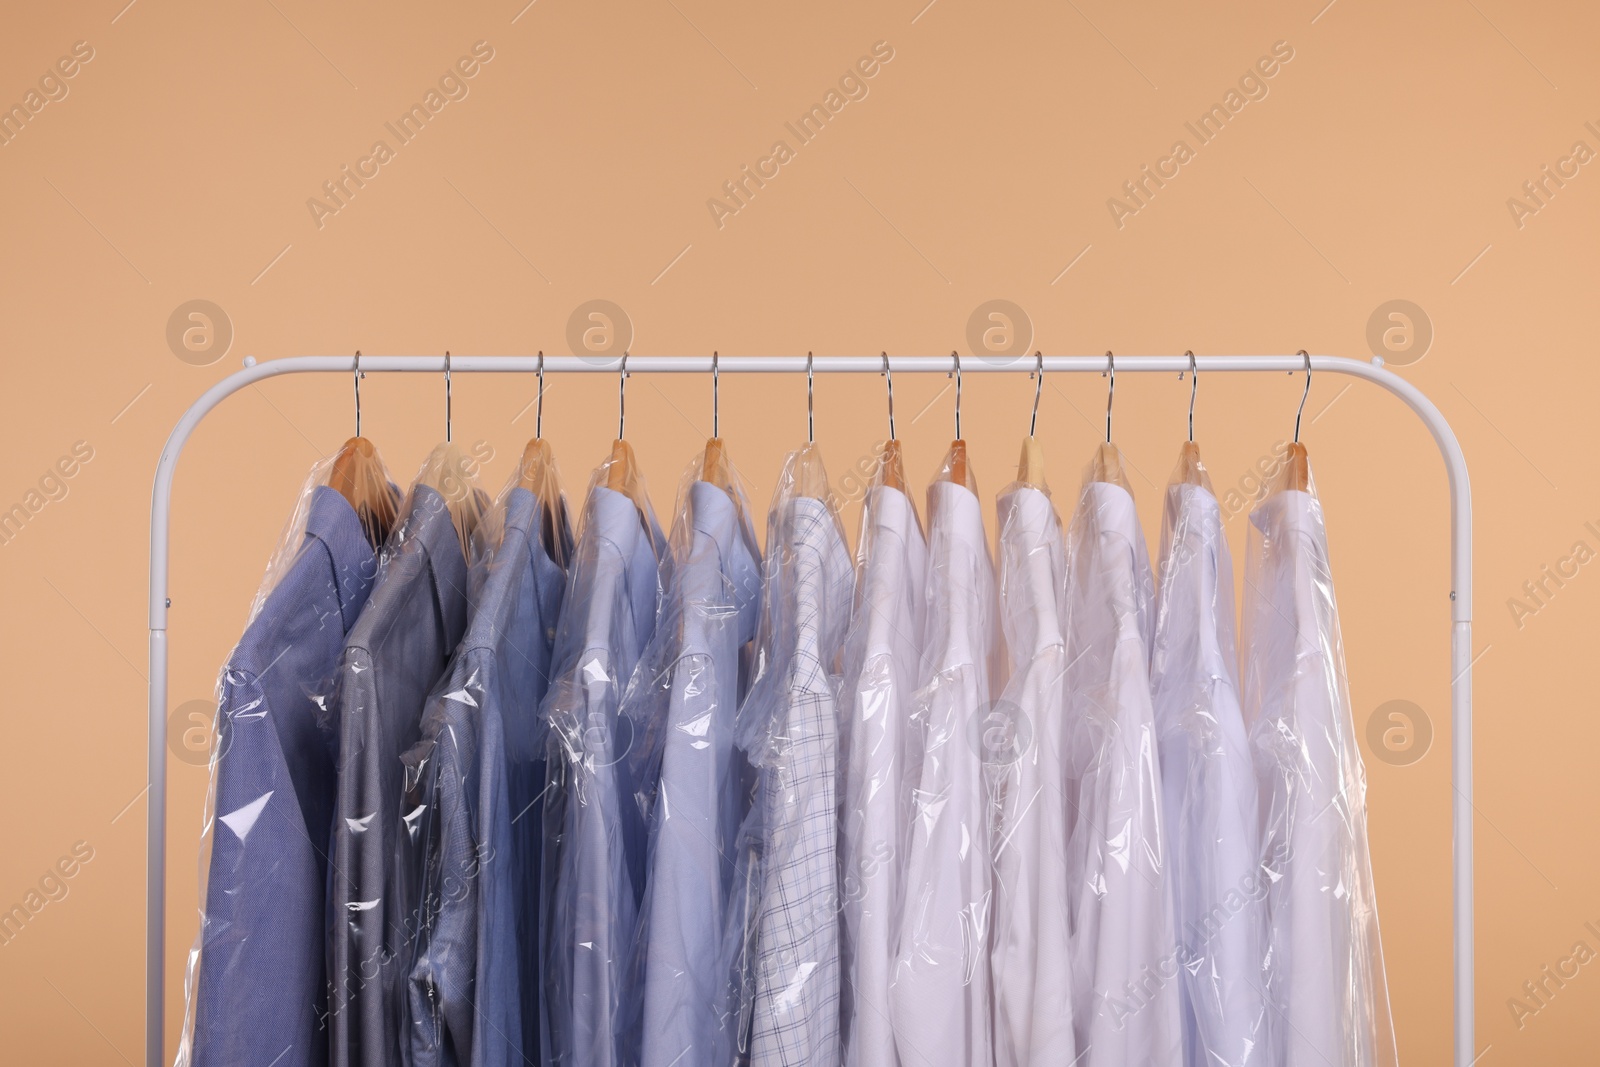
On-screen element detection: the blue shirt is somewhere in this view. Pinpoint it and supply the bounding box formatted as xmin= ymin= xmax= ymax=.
xmin=539 ymin=485 xmax=668 ymax=1067
xmin=188 ymin=486 xmax=378 ymax=1067
xmin=398 ymin=487 xmax=571 ymax=1067
xmin=330 ymin=485 xmax=472 ymax=1067
xmin=625 ymin=479 xmax=762 ymax=1067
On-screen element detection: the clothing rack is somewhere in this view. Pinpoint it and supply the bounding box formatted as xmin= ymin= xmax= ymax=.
xmin=146 ymin=353 xmax=1474 ymax=1067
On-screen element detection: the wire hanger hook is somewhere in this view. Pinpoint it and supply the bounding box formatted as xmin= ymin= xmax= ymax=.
xmin=1294 ymin=349 xmax=1311 ymax=443
xmin=1029 ymin=351 xmax=1044 ymax=437
xmin=1185 ymin=350 xmax=1197 ymax=443
xmin=1104 ymin=351 xmax=1115 ymax=444
xmin=444 ymin=351 xmax=452 ymax=443
xmin=806 ymin=352 xmax=815 ymax=444
xmin=535 ymin=351 xmax=546 ymax=439
xmin=617 ymin=352 xmax=629 ymax=439
xmin=711 ymin=351 xmax=720 ymax=438
xmin=353 ymin=351 xmax=363 ymax=438
xmin=951 ymin=351 xmax=962 ymax=439
xmin=882 ymin=352 xmax=896 ymax=440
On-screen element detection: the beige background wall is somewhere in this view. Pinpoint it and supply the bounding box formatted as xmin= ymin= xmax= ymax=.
xmin=0 ymin=0 xmax=1596 ymax=1062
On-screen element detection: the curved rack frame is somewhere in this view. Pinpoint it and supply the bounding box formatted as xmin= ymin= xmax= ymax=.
xmin=146 ymin=353 xmax=1474 ymax=1066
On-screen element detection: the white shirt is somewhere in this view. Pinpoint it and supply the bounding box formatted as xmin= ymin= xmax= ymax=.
xmin=891 ymin=477 xmax=999 ymax=1067
xmin=1150 ymin=481 xmax=1266 ymax=1067
xmin=840 ymin=485 xmax=928 ymax=1067
xmin=989 ymin=485 xmax=1076 ymax=1066
xmin=1242 ymin=488 xmax=1397 ymax=1067
xmin=1062 ymin=479 xmax=1181 ymax=1067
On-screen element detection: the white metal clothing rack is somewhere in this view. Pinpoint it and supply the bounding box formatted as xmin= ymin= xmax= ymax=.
xmin=146 ymin=353 xmax=1474 ymax=1067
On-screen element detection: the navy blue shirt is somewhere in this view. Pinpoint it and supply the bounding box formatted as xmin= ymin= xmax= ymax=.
xmin=189 ymin=486 xmax=379 ymax=1067
xmin=398 ymin=487 xmax=570 ymax=1067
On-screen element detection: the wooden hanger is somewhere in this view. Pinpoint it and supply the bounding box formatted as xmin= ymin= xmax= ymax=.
xmin=515 ymin=354 xmax=572 ymax=567
xmin=1017 ymin=353 xmax=1047 ymax=488
xmin=415 ymin=354 xmax=482 ymax=553
xmin=878 ymin=355 xmax=905 ymax=491
xmin=1090 ymin=353 xmax=1132 ymax=491
xmin=701 ymin=352 xmax=732 ymax=489
xmin=943 ymin=353 xmax=977 ymax=490
xmin=1273 ymin=351 xmax=1313 ymax=495
xmin=329 ymin=355 xmax=397 ymax=547
xmin=602 ymin=354 xmax=654 ymax=515
xmin=1176 ymin=354 xmax=1206 ymax=486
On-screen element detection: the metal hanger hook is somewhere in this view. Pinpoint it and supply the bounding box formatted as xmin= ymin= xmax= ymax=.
xmin=353 ymin=351 xmax=363 ymax=438
xmin=711 ymin=351 xmax=720 ymax=439
xmin=951 ymin=351 xmax=962 ymax=440
xmin=1104 ymin=351 xmax=1115 ymax=444
xmin=881 ymin=353 xmax=896 ymax=440
xmin=1029 ymin=351 xmax=1044 ymax=438
xmin=617 ymin=352 xmax=629 ymax=439
xmin=1185 ymin=350 xmax=1197 ymax=443
xmin=535 ymin=351 xmax=545 ymax=439
xmin=806 ymin=352 xmax=815 ymax=444
xmin=1294 ymin=349 xmax=1311 ymax=443
xmin=444 ymin=351 xmax=452 ymax=443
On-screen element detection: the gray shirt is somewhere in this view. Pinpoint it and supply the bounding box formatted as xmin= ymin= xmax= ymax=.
xmin=330 ymin=485 xmax=471 ymax=1067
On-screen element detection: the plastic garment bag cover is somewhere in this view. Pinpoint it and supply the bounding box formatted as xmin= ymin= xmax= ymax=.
xmin=328 ymin=454 xmax=488 ymax=1067
xmin=889 ymin=446 xmax=1000 ymax=1067
xmin=178 ymin=455 xmax=391 ymax=1067
xmin=1241 ymin=459 xmax=1397 ymax=1067
xmin=721 ymin=445 xmax=855 ymax=1066
xmin=620 ymin=447 xmax=763 ymax=1067
xmin=1061 ymin=453 xmax=1182 ymax=1067
xmin=838 ymin=456 xmax=928 ymax=1067
xmin=1149 ymin=455 xmax=1267 ymax=1067
xmin=395 ymin=457 xmax=574 ymax=1067
xmin=988 ymin=478 xmax=1077 ymax=1066
xmin=540 ymin=451 xmax=670 ymax=1067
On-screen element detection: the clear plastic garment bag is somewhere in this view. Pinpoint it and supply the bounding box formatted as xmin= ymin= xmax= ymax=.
xmin=538 ymin=449 xmax=670 ymax=1067
xmin=620 ymin=448 xmax=763 ymax=1067
xmin=838 ymin=451 xmax=928 ymax=1067
xmin=988 ymin=475 xmax=1077 ymax=1066
xmin=889 ymin=444 xmax=1001 ymax=1067
xmin=723 ymin=444 xmax=856 ymax=1066
xmin=1150 ymin=448 xmax=1267 ymax=1067
xmin=1242 ymin=453 xmax=1398 ymax=1067
xmin=1061 ymin=447 xmax=1182 ymax=1067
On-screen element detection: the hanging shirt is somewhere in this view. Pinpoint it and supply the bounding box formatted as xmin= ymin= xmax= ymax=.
xmin=731 ymin=449 xmax=856 ymax=1067
xmin=185 ymin=486 xmax=378 ymax=1067
xmin=890 ymin=471 xmax=999 ymax=1067
xmin=397 ymin=487 xmax=571 ymax=1067
xmin=1243 ymin=481 xmax=1397 ymax=1067
xmin=330 ymin=485 xmax=472 ymax=1067
xmin=627 ymin=476 xmax=762 ymax=1067
xmin=989 ymin=483 xmax=1076 ymax=1067
xmin=541 ymin=482 xmax=668 ymax=1067
xmin=1062 ymin=477 xmax=1181 ymax=1067
xmin=839 ymin=483 xmax=927 ymax=1067
xmin=1150 ymin=479 xmax=1267 ymax=1067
